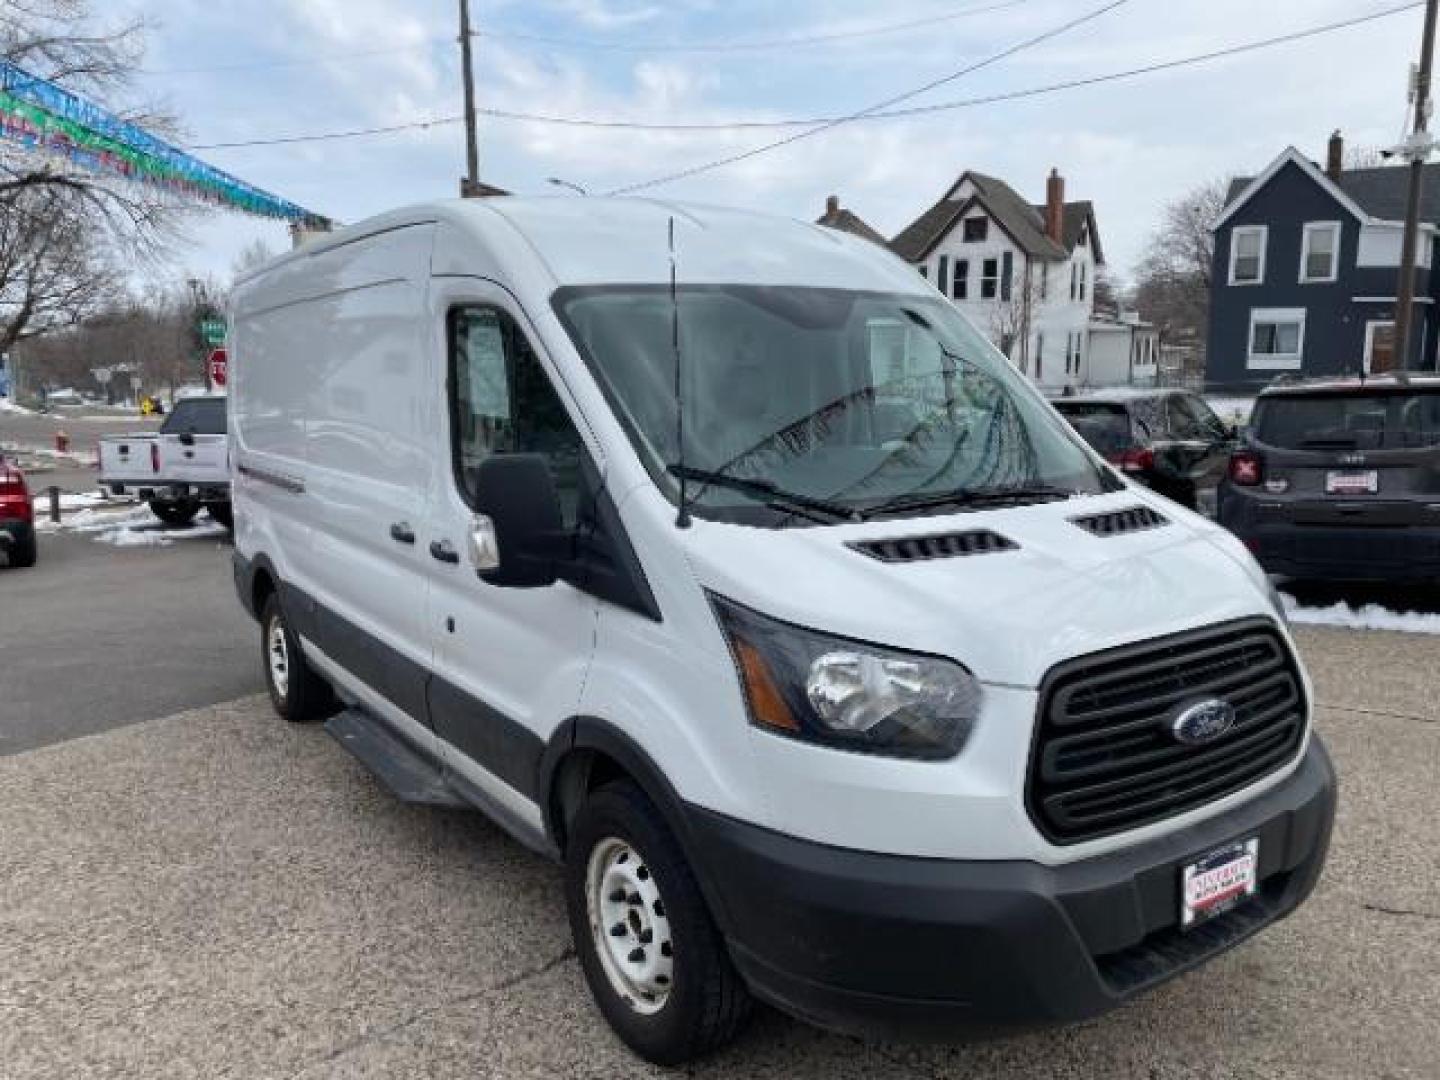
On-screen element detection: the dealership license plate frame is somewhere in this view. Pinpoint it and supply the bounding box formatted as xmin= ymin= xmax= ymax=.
xmin=1181 ymin=837 xmax=1259 ymax=929
xmin=1326 ymin=469 xmax=1379 ymax=495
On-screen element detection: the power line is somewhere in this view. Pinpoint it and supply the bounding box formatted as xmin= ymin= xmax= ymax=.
xmin=141 ymin=1 xmax=1033 ymax=76
xmin=605 ymin=0 xmax=1132 ymax=196
xmin=474 ymin=0 xmax=1035 ymax=53
xmin=184 ymin=3 xmax=1423 ymax=151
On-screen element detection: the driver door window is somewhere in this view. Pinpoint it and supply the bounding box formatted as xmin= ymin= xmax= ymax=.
xmin=448 ymin=306 xmax=585 ymax=527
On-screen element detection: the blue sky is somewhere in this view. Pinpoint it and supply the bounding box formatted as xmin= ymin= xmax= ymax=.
xmin=115 ymin=0 xmax=1423 ymax=287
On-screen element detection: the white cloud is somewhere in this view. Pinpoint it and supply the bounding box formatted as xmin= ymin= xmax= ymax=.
xmin=552 ymin=0 xmax=664 ymax=30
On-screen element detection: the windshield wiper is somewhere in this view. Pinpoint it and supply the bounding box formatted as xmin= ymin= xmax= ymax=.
xmin=667 ymin=465 xmax=861 ymax=523
xmin=865 ymin=484 xmax=1077 ymax=518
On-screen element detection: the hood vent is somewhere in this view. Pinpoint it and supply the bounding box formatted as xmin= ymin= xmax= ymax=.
xmin=1070 ymin=505 xmax=1170 ymax=538
xmin=848 ymin=529 xmax=1018 ymax=564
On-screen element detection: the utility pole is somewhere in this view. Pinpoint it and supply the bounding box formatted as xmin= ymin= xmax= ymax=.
xmin=458 ymin=0 xmax=481 ymax=197
xmin=1394 ymin=0 xmax=1439 ymax=372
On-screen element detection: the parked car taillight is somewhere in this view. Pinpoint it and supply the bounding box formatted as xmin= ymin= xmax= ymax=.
xmin=1228 ymin=451 xmax=1263 ymax=487
xmin=1109 ymin=447 xmax=1155 ymax=473
xmin=0 ymin=470 xmax=33 ymax=522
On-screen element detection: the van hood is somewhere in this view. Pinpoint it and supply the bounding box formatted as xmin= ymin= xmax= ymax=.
xmin=680 ymin=491 xmax=1278 ymax=688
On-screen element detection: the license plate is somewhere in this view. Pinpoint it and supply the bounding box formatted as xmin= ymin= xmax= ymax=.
xmin=1326 ymin=469 xmax=1378 ymax=495
xmin=1181 ymin=838 xmax=1259 ymax=929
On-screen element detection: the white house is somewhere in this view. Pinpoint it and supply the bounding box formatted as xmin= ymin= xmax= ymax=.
xmin=889 ymin=169 xmax=1117 ymax=391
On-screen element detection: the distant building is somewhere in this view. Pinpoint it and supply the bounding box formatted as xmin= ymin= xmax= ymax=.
xmin=888 ymin=169 xmax=1114 ymax=391
xmin=815 ymin=194 xmax=888 ymax=247
xmin=1207 ymin=132 xmax=1440 ymax=389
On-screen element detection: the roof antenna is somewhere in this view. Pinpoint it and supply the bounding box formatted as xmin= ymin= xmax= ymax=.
xmin=670 ymin=216 xmax=692 ymax=529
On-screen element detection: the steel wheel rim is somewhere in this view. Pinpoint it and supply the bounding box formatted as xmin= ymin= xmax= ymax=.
xmin=267 ymin=619 xmax=290 ymax=699
xmin=585 ymin=836 xmax=674 ymax=1015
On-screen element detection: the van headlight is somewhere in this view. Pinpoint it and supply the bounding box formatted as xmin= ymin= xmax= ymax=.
xmin=710 ymin=595 xmax=980 ymax=760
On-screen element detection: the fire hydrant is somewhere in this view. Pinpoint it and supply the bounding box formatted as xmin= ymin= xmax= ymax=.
xmin=54 ymin=430 xmax=70 ymax=454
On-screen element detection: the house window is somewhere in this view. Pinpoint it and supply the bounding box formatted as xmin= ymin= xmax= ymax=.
xmin=981 ymin=258 xmax=999 ymax=299
xmin=1035 ymin=332 xmax=1045 ymax=379
xmin=1365 ymin=320 xmax=1396 ymax=374
xmin=918 ymin=264 xmax=928 ymax=279
xmin=1038 ymin=263 xmax=1048 ymax=301
xmin=1300 ymin=222 xmax=1341 ymax=283
xmin=1070 ymin=262 xmax=1078 ymax=301
xmin=1248 ymin=308 xmax=1306 ymax=369
xmin=938 ymin=255 xmax=950 ymax=296
xmin=1001 ymin=252 xmax=1013 ymax=301
xmin=1078 ymin=263 xmax=1087 ymax=302
xmin=953 ymin=259 xmax=969 ymax=300
xmin=1230 ymin=225 xmax=1268 ymax=285
xmin=963 ymin=216 xmax=989 ymax=243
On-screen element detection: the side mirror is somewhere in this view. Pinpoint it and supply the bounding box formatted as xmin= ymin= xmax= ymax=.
xmin=470 ymin=453 xmax=568 ymax=589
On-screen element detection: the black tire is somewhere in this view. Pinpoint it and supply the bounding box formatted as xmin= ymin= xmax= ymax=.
xmin=259 ymin=593 xmax=334 ymax=723
xmin=7 ymin=532 xmax=37 ymax=568
xmin=207 ymin=501 xmax=234 ymax=530
xmin=148 ymin=498 xmax=200 ymax=526
xmin=565 ymin=779 xmax=751 ymax=1065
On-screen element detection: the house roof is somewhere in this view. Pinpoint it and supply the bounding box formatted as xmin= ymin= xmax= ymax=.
xmin=890 ymin=171 xmax=1098 ymax=264
xmin=1217 ymin=147 xmax=1440 ymax=228
xmin=815 ymin=205 xmax=888 ymax=247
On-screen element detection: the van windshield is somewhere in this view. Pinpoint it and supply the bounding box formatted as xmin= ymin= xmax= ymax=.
xmin=555 ymin=286 xmax=1111 ymax=525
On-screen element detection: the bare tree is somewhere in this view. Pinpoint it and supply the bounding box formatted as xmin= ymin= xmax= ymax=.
xmin=1132 ymin=178 xmax=1230 ymax=347
xmin=0 ymin=1 xmax=184 ymax=254
xmin=231 ymin=238 xmax=278 ymax=282
xmin=988 ymin=262 xmax=1041 ymax=374
xmin=0 ymin=186 xmax=119 ymax=354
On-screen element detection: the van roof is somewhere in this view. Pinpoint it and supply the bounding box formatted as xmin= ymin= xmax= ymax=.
xmin=247 ymin=197 xmax=929 ymax=294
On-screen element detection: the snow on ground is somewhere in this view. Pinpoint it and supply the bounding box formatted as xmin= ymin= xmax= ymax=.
xmin=0 ymin=397 xmax=35 ymax=415
xmin=38 ymin=503 xmax=227 ymax=547
xmin=30 ymin=490 xmax=111 ymax=513
xmin=1282 ymin=594 xmax=1440 ymax=635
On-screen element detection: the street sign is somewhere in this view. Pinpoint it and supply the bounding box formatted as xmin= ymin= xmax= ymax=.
xmin=208 ymin=348 xmax=228 ymax=388
xmin=200 ymin=318 xmax=227 ymax=346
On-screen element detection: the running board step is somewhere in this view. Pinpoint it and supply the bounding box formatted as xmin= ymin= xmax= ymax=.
xmin=324 ymin=708 xmax=467 ymax=808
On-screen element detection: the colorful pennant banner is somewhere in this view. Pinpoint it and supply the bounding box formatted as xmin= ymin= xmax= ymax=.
xmin=0 ymin=60 xmax=327 ymax=225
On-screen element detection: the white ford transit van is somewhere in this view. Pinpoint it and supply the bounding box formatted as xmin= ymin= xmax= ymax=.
xmin=230 ymin=198 xmax=1335 ymax=1064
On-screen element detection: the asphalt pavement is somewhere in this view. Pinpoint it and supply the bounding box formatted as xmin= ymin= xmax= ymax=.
xmin=0 ymin=528 xmax=261 ymax=755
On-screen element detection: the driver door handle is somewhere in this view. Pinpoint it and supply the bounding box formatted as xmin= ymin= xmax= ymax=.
xmin=389 ymin=522 xmax=416 ymax=545
xmin=430 ymin=538 xmax=460 ymax=564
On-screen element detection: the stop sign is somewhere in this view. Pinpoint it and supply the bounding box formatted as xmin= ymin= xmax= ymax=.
xmin=208 ymin=347 xmax=228 ymax=387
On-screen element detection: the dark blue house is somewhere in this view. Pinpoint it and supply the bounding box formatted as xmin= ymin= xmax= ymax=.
xmin=1207 ymin=137 xmax=1440 ymax=390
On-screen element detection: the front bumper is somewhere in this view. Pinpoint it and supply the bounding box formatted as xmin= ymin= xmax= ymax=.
xmin=690 ymin=738 xmax=1336 ymax=1040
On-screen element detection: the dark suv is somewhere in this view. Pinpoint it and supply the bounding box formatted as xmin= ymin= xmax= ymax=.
xmin=1053 ymin=390 xmax=1233 ymax=512
xmin=1218 ymin=376 xmax=1440 ymax=581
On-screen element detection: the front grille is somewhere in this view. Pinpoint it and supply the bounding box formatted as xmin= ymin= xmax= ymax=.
xmin=1028 ymin=619 xmax=1306 ymax=845
xmin=848 ymin=529 xmax=1017 ymax=563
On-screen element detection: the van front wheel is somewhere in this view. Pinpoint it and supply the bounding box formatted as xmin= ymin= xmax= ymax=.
xmin=565 ymin=779 xmax=751 ymax=1065
xmin=260 ymin=594 xmax=333 ymax=723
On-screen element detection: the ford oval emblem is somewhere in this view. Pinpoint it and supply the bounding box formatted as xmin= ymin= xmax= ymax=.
xmin=1171 ymin=699 xmax=1236 ymax=745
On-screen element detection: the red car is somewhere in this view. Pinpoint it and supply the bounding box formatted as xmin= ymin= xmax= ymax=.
xmin=0 ymin=454 xmax=37 ymax=568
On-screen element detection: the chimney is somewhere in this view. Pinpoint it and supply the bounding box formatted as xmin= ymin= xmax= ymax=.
xmin=1045 ymin=168 xmax=1065 ymax=244
xmin=825 ymin=194 xmax=840 ymax=219
xmin=1327 ymin=130 xmax=1344 ymax=182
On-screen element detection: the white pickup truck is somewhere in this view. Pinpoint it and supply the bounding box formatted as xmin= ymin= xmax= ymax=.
xmin=98 ymin=395 xmax=232 ymax=528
